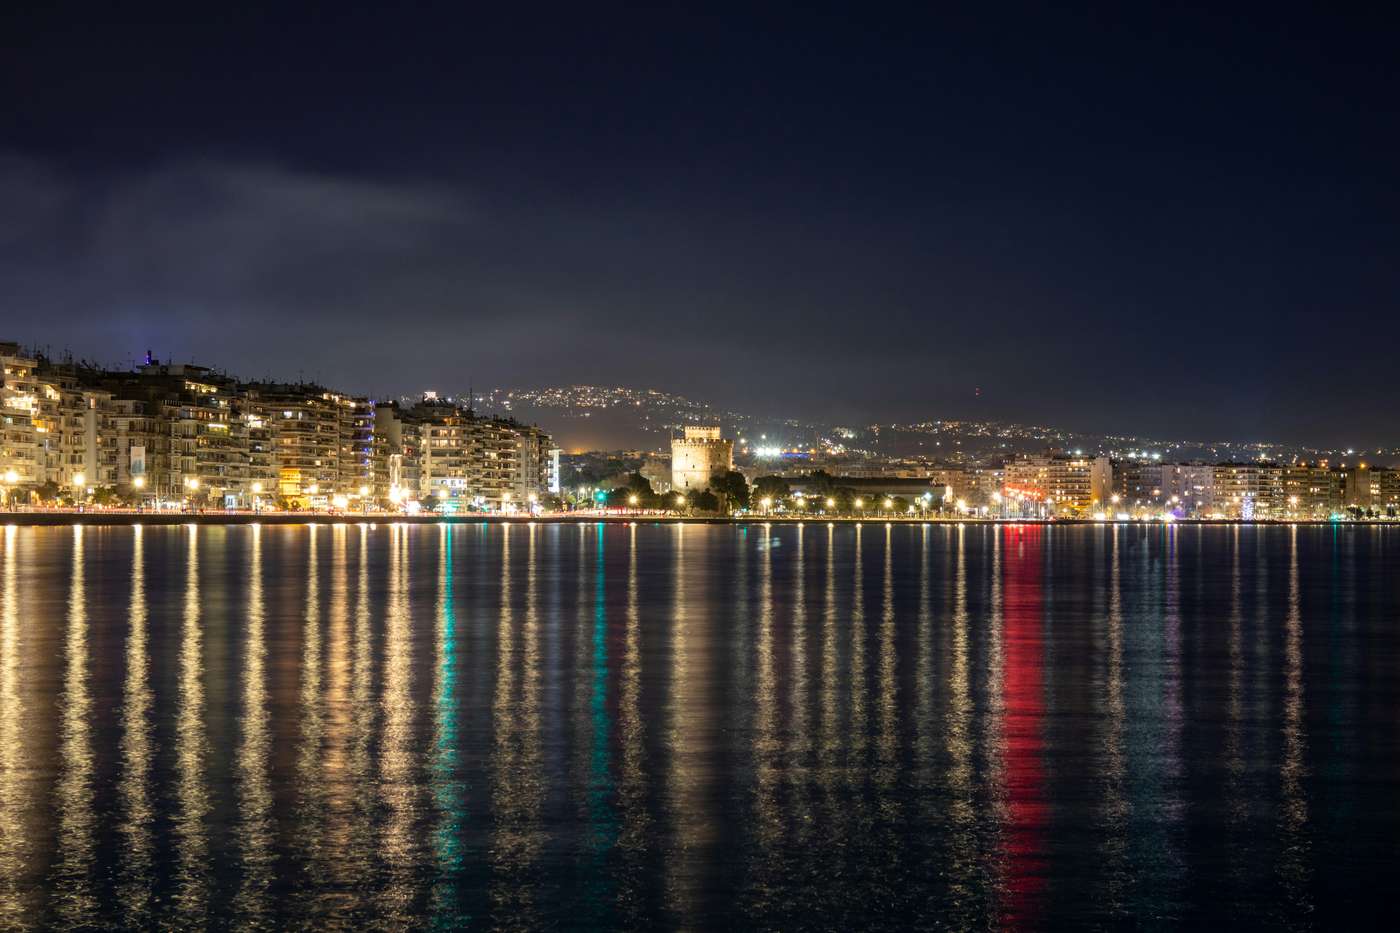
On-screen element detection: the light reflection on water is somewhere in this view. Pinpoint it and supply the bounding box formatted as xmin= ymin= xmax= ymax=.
xmin=54 ymin=526 xmax=95 ymax=927
xmin=118 ymin=525 xmax=153 ymax=925
xmin=0 ymin=522 xmax=1398 ymax=928
xmin=0 ymin=527 xmax=26 ymax=927
xmin=235 ymin=524 xmax=272 ymax=926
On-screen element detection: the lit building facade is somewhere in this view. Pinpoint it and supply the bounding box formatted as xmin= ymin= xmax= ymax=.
xmin=1343 ymin=465 xmax=1400 ymax=514
xmin=1003 ymin=454 xmax=1113 ymax=516
xmin=1281 ymin=464 xmax=1345 ymax=518
xmin=1209 ymin=464 xmax=1283 ymax=519
xmin=98 ymin=362 xmax=250 ymax=505
xmin=380 ymin=397 xmax=559 ymax=509
xmin=0 ymin=343 xmax=42 ymax=493
xmin=671 ymin=426 xmax=734 ymax=492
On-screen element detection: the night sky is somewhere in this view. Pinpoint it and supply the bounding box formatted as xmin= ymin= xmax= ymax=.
xmin=3 ymin=4 xmax=1397 ymax=443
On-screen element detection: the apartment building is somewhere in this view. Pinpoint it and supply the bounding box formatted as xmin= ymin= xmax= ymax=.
xmin=395 ymin=397 xmax=559 ymax=509
xmin=1343 ymin=465 xmax=1400 ymax=514
xmin=1 ymin=343 xmax=43 ymax=491
xmin=1281 ymin=464 xmax=1345 ymax=518
xmin=1003 ymin=453 xmax=1113 ymax=516
xmin=241 ymin=383 xmax=350 ymax=505
xmin=96 ymin=361 xmax=251 ymax=505
xmin=1209 ymin=463 xmax=1283 ymax=519
xmin=371 ymin=401 xmax=423 ymax=500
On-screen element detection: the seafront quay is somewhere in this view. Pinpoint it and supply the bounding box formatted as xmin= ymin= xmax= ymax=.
xmin=1 ymin=508 xmax=1393 ymax=527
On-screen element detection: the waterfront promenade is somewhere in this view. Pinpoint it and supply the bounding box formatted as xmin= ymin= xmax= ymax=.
xmin=0 ymin=509 xmax=1384 ymax=527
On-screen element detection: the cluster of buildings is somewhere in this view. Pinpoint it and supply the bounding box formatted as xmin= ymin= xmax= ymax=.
xmin=779 ymin=453 xmax=1400 ymax=519
xmin=650 ymin=428 xmax=1399 ymax=520
xmin=0 ymin=342 xmax=559 ymax=510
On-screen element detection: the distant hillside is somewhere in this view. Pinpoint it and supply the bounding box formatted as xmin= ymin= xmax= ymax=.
xmin=479 ymin=385 xmax=1399 ymax=466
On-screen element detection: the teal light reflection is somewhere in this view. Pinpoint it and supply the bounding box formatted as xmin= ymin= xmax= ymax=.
xmin=584 ymin=524 xmax=618 ymax=921
xmin=432 ymin=525 xmax=468 ymax=928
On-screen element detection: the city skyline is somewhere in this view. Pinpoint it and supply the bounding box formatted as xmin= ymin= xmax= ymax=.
xmin=7 ymin=335 xmax=1400 ymax=464
xmin=5 ymin=7 xmax=1400 ymax=928
xmin=7 ymin=334 xmax=1398 ymax=522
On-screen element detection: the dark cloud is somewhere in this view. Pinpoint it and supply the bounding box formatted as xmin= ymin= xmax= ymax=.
xmin=3 ymin=4 xmax=1399 ymax=444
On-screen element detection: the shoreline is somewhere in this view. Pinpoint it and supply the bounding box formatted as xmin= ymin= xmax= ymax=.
xmin=0 ymin=511 xmax=1391 ymax=527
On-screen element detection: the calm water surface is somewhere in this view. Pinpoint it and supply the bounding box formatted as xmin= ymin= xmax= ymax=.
xmin=1 ymin=522 xmax=1398 ymax=929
